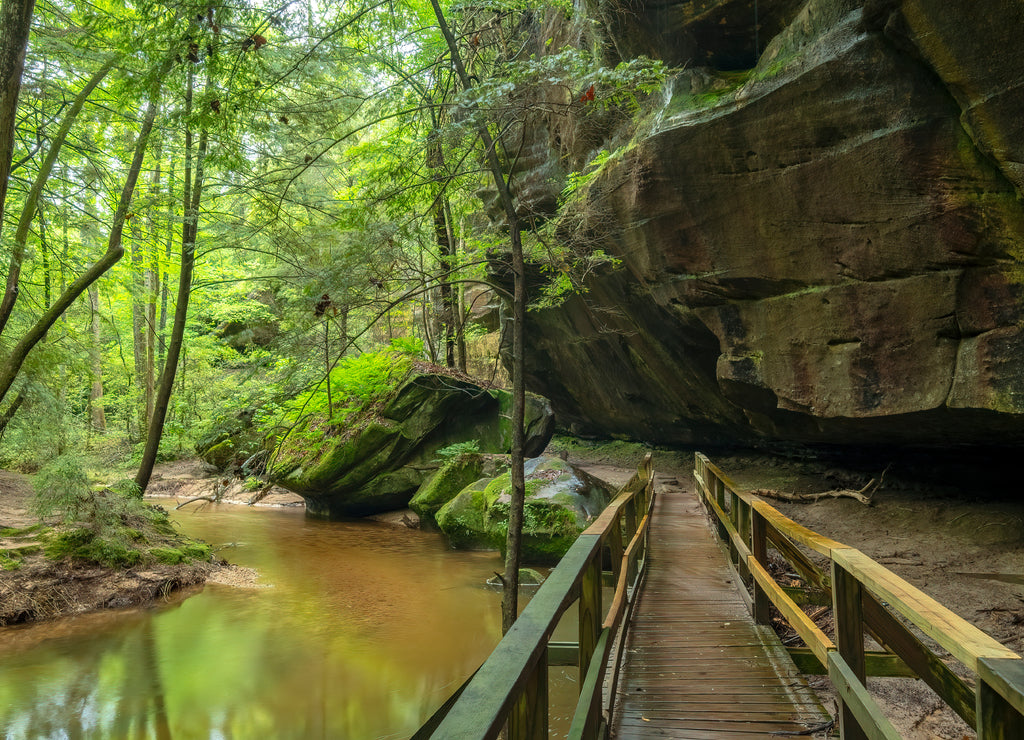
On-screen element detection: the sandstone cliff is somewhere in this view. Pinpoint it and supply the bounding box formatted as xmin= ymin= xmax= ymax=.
xmin=509 ymin=0 xmax=1024 ymax=446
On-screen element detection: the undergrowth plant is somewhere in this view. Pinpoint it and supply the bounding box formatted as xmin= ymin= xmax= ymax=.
xmin=31 ymin=453 xmax=210 ymax=568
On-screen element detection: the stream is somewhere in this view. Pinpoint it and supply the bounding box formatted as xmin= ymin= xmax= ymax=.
xmin=0 ymin=503 xmax=579 ymax=739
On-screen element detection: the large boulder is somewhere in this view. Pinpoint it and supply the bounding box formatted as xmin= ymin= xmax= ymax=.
xmin=493 ymin=0 xmax=1024 ymax=448
xmin=409 ymin=453 xmax=509 ymax=528
xmin=435 ymin=456 xmax=612 ymax=564
xmin=195 ymin=410 xmax=266 ymax=474
xmin=268 ymin=372 xmax=555 ymax=517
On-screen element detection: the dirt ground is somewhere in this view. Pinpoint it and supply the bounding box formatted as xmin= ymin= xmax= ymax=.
xmin=566 ymin=444 xmax=1024 ymax=740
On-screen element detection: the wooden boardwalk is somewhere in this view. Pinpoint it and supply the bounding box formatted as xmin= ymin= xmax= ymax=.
xmin=611 ymin=479 xmax=830 ymax=739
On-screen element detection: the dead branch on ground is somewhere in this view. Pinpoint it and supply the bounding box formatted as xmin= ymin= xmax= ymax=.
xmin=753 ymin=464 xmax=891 ymax=506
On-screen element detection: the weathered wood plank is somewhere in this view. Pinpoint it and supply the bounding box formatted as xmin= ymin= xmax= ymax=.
xmin=430 ymin=534 xmax=600 ymax=738
xmin=747 ymin=555 xmax=835 ymax=666
xmin=612 ymin=484 xmax=828 ymax=738
xmin=827 ymin=652 xmax=901 ymax=740
xmin=786 ymin=647 xmax=916 ymax=677
xmin=861 ymin=589 xmax=977 ymax=726
xmin=977 ymin=657 xmax=1024 ymax=738
xmin=568 ymin=628 xmax=610 ymax=740
xmin=750 ymin=498 xmax=846 ymax=556
xmin=833 ymin=548 xmax=1020 ymax=671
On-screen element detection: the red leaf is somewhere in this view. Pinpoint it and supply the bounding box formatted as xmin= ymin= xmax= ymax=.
xmin=580 ymin=84 xmax=595 ymax=103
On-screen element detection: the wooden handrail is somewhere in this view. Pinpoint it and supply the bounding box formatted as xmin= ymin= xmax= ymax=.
xmin=694 ymin=452 xmax=1024 ymax=739
xmin=419 ymin=454 xmax=656 ymax=739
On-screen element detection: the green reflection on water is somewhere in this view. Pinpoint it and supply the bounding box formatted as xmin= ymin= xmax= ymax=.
xmin=0 ymin=504 xmax=511 ymax=739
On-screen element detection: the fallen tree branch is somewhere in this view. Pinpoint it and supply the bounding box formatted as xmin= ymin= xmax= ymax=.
xmin=175 ymin=496 xmax=217 ymax=510
xmin=751 ymin=487 xmax=874 ymax=505
xmin=752 ymin=464 xmax=891 ymax=507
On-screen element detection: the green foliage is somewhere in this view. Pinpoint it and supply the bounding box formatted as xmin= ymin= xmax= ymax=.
xmin=275 ymin=348 xmax=414 ymax=432
xmin=434 ymin=440 xmax=482 ymax=461
xmin=31 ymin=454 xmax=206 ymax=568
xmin=31 ymin=454 xmax=93 ymax=524
xmin=388 ymin=336 xmax=425 ymax=357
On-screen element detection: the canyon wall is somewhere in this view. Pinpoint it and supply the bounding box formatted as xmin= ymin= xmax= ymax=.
xmin=511 ymin=0 xmax=1024 ymax=446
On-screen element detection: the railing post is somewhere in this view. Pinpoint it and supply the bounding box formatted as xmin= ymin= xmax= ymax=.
xmin=713 ymin=475 xmax=728 ymax=542
xmin=832 ymin=560 xmax=868 ymax=740
xmin=624 ymin=497 xmax=638 ymax=542
xmin=977 ymin=657 xmax=1024 ymax=739
xmin=751 ymin=509 xmax=771 ymax=625
xmin=579 ymin=556 xmax=602 ymax=683
xmin=736 ymin=497 xmax=752 ymax=584
xmin=509 ymin=647 xmax=549 ymax=740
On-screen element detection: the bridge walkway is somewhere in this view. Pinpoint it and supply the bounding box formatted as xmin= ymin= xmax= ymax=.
xmin=611 ymin=478 xmax=829 ymax=739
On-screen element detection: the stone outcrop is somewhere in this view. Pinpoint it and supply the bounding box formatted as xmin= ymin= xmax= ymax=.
xmin=269 ymin=373 xmax=555 ymax=517
xmin=434 ymin=456 xmax=612 ymax=564
xmin=506 ymin=0 xmax=1024 ymax=446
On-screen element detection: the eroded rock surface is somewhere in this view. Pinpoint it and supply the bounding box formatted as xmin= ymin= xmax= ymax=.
xmin=511 ymin=0 xmax=1024 ymax=446
xmin=269 ymin=373 xmax=555 ymax=517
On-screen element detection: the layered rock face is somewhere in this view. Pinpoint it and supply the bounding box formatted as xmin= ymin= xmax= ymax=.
xmin=270 ymin=373 xmax=554 ymax=517
xmin=517 ymin=0 xmax=1024 ymax=446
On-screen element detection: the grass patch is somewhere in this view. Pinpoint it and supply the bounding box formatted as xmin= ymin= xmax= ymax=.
xmin=0 ymin=523 xmax=47 ymax=537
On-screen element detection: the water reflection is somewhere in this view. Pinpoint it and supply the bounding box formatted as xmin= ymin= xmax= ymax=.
xmin=0 ymin=504 xmax=532 ymax=739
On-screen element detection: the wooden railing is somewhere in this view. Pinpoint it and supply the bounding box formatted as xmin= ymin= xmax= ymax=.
xmin=694 ymin=452 xmax=1024 ymax=739
xmin=414 ymin=454 xmax=656 ymax=740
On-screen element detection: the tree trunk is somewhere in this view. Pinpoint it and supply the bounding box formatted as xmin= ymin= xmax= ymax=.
xmin=158 ymin=160 xmax=175 ymax=367
xmin=145 ymin=166 xmax=159 ymax=430
xmin=0 ymin=60 xmax=164 ymax=407
xmin=38 ymin=203 xmax=50 ymax=308
xmin=131 ymin=211 xmax=147 ymax=435
xmin=0 ymin=388 xmax=27 ymax=438
xmin=135 ymin=62 xmax=208 ymax=494
xmin=0 ymin=57 xmax=115 ymax=337
xmin=435 ymin=199 xmax=457 ymax=367
xmin=0 ymin=0 xmax=35 ymax=235
xmin=88 ymin=286 xmax=106 ymax=431
xmin=429 ymin=0 xmax=527 ymax=634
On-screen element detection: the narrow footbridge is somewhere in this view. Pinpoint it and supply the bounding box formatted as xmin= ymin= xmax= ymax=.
xmin=415 ymin=454 xmax=1024 ymax=739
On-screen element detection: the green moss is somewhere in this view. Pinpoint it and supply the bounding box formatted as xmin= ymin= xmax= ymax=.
xmin=149 ymin=543 xmax=212 ymax=565
xmin=46 ymin=530 xmax=143 ymax=568
xmin=0 ymin=523 xmax=47 ymax=537
xmin=0 ymin=552 xmax=22 ymax=570
xmin=409 ymin=453 xmax=486 ymax=526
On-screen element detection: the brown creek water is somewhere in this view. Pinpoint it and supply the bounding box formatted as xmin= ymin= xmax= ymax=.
xmin=0 ymin=503 xmax=580 ymax=738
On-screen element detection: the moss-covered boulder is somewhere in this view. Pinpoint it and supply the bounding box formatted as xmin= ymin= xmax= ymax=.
xmin=409 ymin=453 xmax=509 ymax=528
xmin=269 ymin=372 xmax=555 ymax=517
xmin=195 ymin=410 xmax=266 ymax=474
xmin=435 ymin=456 xmax=611 ymax=565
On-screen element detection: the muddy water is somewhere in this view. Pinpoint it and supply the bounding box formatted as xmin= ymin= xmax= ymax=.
xmin=0 ymin=504 xmax=579 ymax=739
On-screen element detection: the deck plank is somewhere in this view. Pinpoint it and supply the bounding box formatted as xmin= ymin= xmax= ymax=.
xmin=611 ymin=484 xmax=830 ymax=739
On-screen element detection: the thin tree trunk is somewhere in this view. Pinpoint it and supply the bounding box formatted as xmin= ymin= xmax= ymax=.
xmin=0 ymin=63 xmax=165 ymax=407
xmin=435 ymin=199 xmax=457 ymax=367
xmin=135 ymin=62 xmax=207 ymax=494
xmin=131 ymin=214 xmax=147 ymax=435
xmin=0 ymin=0 xmax=36 ymax=235
xmin=0 ymin=388 xmax=26 ymax=438
xmin=158 ymin=160 xmax=175 ymax=367
xmin=0 ymin=57 xmax=115 ymax=337
xmin=145 ymin=165 xmax=159 ymax=429
xmin=429 ymin=0 xmax=527 ymax=634
xmin=38 ymin=203 xmax=50 ymax=308
xmin=88 ymin=286 xmax=106 ymax=431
